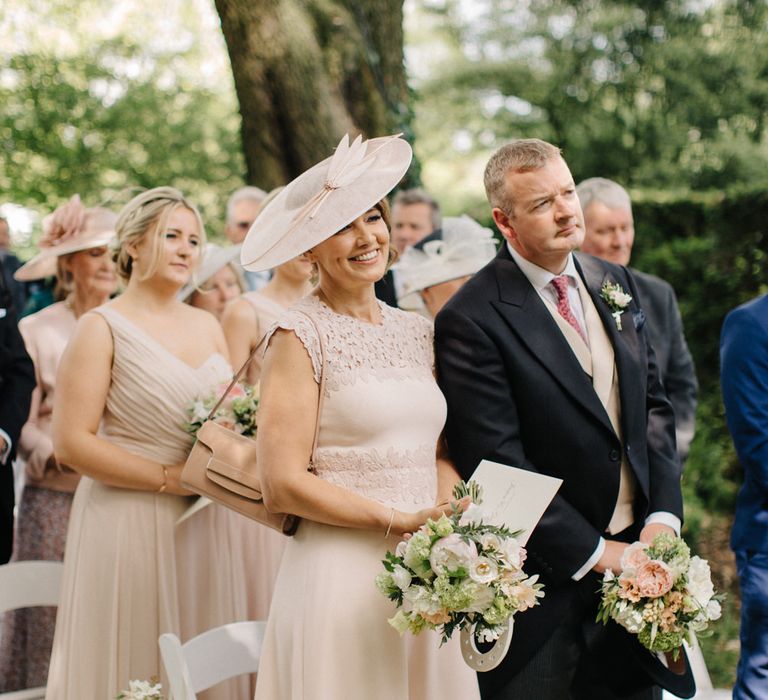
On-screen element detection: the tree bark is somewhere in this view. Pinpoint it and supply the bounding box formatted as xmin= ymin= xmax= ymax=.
xmin=214 ymin=0 xmax=411 ymax=189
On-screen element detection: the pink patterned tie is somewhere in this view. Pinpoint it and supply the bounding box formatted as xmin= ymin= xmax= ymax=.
xmin=551 ymin=275 xmax=587 ymax=343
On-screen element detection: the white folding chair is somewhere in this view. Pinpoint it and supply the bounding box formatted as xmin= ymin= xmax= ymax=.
xmin=0 ymin=561 xmax=64 ymax=700
xmin=159 ymin=620 xmax=266 ymax=700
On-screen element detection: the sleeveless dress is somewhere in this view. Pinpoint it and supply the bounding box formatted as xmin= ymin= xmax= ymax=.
xmin=253 ymin=296 xmax=480 ymax=700
xmin=45 ymin=306 xmax=230 ymax=700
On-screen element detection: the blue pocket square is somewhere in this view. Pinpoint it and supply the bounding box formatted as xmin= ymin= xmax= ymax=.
xmin=632 ymin=309 xmax=646 ymax=331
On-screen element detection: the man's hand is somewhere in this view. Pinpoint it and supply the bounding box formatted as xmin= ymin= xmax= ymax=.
xmin=592 ymin=540 xmax=629 ymax=574
xmin=639 ymin=522 xmax=676 ymax=545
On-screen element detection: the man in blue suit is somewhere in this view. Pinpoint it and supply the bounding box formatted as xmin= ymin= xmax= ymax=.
xmin=721 ymin=293 xmax=768 ymax=699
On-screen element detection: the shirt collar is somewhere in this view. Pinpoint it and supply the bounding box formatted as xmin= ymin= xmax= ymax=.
xmin=506 ymin=242 xmax=580 ymax=293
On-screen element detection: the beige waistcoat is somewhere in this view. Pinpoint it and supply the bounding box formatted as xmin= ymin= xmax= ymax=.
xmin=542 ymin=282 xmax=636 ymax=534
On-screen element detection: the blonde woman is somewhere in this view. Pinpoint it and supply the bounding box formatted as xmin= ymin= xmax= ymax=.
xmin=0 ymin=197 xmax=118 ymax=693
xmin=46 ymin=187 xmax=230 ymax=699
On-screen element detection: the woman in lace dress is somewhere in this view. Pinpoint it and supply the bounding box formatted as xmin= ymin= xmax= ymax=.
xmin=45 ymin=188 xmax=230 ymax=699
xmin=241 ymin=134 xmax=480 ymax=700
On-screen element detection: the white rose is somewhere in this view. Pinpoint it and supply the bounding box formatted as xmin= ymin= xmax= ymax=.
xmin=464 ymin=583 xmax=496 ymax=613
xmin=469 ymin=556 xmax=499 ymax=585
xmin=191 ymin=400 xmax=209 ymax=423
xmin=429 ymin=533 xmax=478 ymax=575
xmin=404 ymin=585 xmax=442 ymax=616
xmin=392 ymin=565 xmax=412 ymax=591
xmin=479 ymin=533 xmax=501 ymax=552
xmin=395 ymin=540 xmax=408 ymax=558
xmin=706 ymin=599 xmax=722 ymax=621
xmin=687 ymin=556 xmax=715 ymax=607
xmin=499 ymin=537 xmax=525 ymax=570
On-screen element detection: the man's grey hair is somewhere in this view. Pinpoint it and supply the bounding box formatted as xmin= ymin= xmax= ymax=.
xmin=484 ymin=138 xmax=562 ymax=214
xmin=576 ymin=177 xmax=632 ymax=216
xmin=392 ymin=188 xmax=442 ymax=230
xmin=226 ymin=186 xmax=268 ymax=223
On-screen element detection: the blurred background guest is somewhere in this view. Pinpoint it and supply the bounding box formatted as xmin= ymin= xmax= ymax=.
xmin=577 ymin=177 xmax=698 ymax=461
xmin=0 ymin=215 xmax=27 ymax=314
xmin=375 ymin=187 xmax=442 ymax=307
xmin=0 ymin=196 xmax=118 ymax=694
xmin=222 ymin=252 xmax=313 ymax=385
xmin=224 ymin=186 xmax=270 ymax=291
xmin=180 ymin=243 xmax=244 ymax=320
xmin=0 ymin=271 xmax=34 ymax=566
xmin=45 ymin=187 xmax=229 ymax=699
xmin=395 ymin=215 xmax=497 ymax=317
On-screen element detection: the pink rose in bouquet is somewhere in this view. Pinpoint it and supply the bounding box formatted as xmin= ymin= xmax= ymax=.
xmin=634 ymin=560 xmax=674 ymax=598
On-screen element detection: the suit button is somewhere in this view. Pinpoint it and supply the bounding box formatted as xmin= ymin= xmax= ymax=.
xmin=609 ymin=449 xmax=620 ymax=462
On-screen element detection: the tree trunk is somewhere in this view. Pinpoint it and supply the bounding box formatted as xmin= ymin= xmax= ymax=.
xmin=214 ymin=0 xmax=412 ymax=189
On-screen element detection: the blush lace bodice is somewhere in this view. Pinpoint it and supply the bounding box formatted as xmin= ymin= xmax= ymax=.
xmin=269 ymin=295 xmax=444 ymax=509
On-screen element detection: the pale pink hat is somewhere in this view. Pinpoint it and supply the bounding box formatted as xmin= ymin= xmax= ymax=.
xmin=240 ymin=133 xmax=412 ymax=272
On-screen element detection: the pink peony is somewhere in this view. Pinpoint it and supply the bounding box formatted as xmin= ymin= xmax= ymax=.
xmin=634 ymin=560 xmax=674 ymax=598
xmin=620 ymin=542 xmax=651 ymax=572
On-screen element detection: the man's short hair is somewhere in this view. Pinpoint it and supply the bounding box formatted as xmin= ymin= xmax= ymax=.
xmin=576 ymin=177 xmax=633 ymax=216
xmin=226 ymin=186 xmax=268 ymax=223
xmin=392 ymin=188 xmax=442 ymax=230
xmin=484 ymin=138 xmax=562 ymax=213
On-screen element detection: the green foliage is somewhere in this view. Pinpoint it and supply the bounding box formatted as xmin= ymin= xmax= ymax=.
xmin=410 ymin=0 xmax=768 ymax=212
xmin=1 ymin=39 xmax=245 ymax=236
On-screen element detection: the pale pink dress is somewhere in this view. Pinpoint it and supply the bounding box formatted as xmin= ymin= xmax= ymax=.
xmin=45 ymin=306 xmax=231 ymax=700
xmin=253 ymin=296 xmax=480 ymax=700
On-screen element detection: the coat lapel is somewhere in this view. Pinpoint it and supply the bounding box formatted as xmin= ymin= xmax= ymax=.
xmin=491 ymin=248 xmax=615 ymax=436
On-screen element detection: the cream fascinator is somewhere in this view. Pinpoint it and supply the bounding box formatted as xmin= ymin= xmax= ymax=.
xmin=240 ymin=133 xmax=412 ymax=272
xmin=395 ymin=215 xmax=498 ymax=308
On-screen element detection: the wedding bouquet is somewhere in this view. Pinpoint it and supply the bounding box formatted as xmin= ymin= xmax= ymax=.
xmin=184 ymin=381 xmax=259 ymax=437
xmin=116 ymin=679 xmax=164 ymax=700
xmin=376 ymin=482 xmax=544 ymax=645
xmin=597 ymin=533 xmax=723 ymax=658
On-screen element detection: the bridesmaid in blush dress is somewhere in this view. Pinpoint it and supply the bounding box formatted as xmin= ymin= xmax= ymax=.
xmin=241 ymin=134 xmax=480 ymax=700
xmin=45 ymin=187 xmax=230 ymax=700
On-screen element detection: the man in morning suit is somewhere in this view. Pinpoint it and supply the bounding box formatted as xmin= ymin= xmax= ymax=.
xmin=434 ymin=139 xmax=685 ymax=699
xmin=0 ymin=268 xmax=35 ymax=563
xmin=721 ymin=294 xmax=768 ymax=699
xmin=576 ymin=178 xmax=698 ymax=461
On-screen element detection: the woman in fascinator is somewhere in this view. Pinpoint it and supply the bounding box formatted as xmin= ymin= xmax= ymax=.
xmin=242 ymin=134 xmax=480 ymax=699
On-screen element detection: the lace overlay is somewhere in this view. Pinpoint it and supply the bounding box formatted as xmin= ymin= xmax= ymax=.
xmin=268 ymin=295 xmax=435 ymax=394
xmin=313 ymin=445 xmax=437 ymax=507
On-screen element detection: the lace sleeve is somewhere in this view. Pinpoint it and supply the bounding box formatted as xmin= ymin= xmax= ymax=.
xmin=265 ymin=310 xmax=323 ymax=383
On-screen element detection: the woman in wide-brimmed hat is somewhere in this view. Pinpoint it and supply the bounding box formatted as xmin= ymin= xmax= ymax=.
xmin=45 ymin=187 xmax=231 ymax=699
xmin=0 ymin=195 xmax=118 ymax=693
xmin=243 ymin=134 xmax=479 ymax=699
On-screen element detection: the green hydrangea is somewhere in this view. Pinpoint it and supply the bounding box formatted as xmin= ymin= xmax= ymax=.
xmin=434 ymin=575 xmax=475 ymax=611
xmin=375 ymin=572 xmax=397 ymax=597
xmin=430 ymin=514 xmax=454 ymax=537
xmin=638 ymin=625 xmax=685 ymax=653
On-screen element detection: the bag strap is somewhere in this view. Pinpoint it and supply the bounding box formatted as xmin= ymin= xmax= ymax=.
xmin=207 ymin=309 xmax=328 ymax=467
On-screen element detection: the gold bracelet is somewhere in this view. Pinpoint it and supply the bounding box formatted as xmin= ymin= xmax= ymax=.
xmin=157 ymin=464 xmax=168 ymax=494
xmin=384 ymin=508 xmax=396 ymax=539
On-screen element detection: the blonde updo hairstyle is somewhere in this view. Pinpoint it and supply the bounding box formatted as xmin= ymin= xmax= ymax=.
xmin=114 ymin=187 xmax=205 ymax=285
